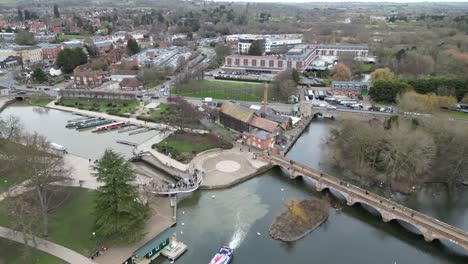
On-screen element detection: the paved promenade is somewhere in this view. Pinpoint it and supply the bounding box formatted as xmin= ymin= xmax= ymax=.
xmin=135 ymin=133 xmax=190 ymax=173
xmin=0 ymin=226 xmax=97 ymax=264
xmin=192 ymin=148 xmax=272 ymax=189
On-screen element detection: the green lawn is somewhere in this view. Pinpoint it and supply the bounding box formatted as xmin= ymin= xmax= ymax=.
xmin=30 ymin=97 xmax=54 ymax=107
xmin=144 ymin=79 xmax=164 ymax=89
xmin=58 ymin=98 xmax=140 ymax=116
xmin=172 ymin=80 xmax=279 ymax=102
xmin=56 ymin=34 xmax=84 ymax=41
xmin=154 ymin=131 xmax=233 ymax=163
xmin=0 ymin=0 xmax=17 ymax=5
xmin=150 ymin=103 xmax=170 ymax=118
xmin=0 ymin=140 xmax=29 ymax=192
xmin=352 ymin=64 xmax=372 ymax=74
xmin=439 ymin=110 xmax=468 ymax=119
xmin=0 ymin=187 xmax=97 ymax=256
xmin=0 ymin=238 xmax=65 ymax=264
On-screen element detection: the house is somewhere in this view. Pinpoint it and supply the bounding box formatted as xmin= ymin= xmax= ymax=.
xmin=94 ymin=40 xmax=113 ymax=54
xmin=14 ymin=46 xmax=43 ymax=65
xmin=37 ymin=43 xmax=63 ymax=59
xmin=249 ymin=115 xmax=279 ymax=134
xmin=73 ymin=64 xmax=106 ymax=87
xmin=59 ymin=89 xmax=136 ymax=100
xmin=219 ymin=102 xmax=254 ymax=132
xmin=120 ymin=78 xmax=143 ymax=91
xmin=332 ymin=81 xmax=369 ymax=96
xmin=242 ymin=130 xmax=279 ymax=154
xmin=0 ymin=87 xmax=8 ymax=96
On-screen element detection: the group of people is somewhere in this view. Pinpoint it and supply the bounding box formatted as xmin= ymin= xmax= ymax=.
xmin=153 ymin=168 xmax=201 ymax=193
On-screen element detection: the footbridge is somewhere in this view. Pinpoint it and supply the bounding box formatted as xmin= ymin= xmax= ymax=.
xmin=258 ymin=153 xmax=468 ymax=252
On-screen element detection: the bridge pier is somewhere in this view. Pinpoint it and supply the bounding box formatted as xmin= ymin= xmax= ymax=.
xmin=315 ymin=181 xmax=325 ymax=192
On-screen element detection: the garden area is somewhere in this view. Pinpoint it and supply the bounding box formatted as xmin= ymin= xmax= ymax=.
xmin=153 ymin=131 xmax=233 ymax=163
xmin=172 ymin=80 xmax=278 ymax=102
xmin=0 ymin=187 xmax=97 ymax=261
xmin=30 ymin=96 xmax=54 ymax=107
xmin=57 ymin=98 xmax=140 ymax=116
xmin=137 ymin=98 xmax=203 ymax=129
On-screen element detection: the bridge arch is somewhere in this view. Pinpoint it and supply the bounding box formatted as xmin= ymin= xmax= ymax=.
xmin=439 ymin=239 xmax=468 ymax=257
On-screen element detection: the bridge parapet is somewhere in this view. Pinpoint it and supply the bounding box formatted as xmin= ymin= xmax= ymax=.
xmin=258 ymin=153 xmax=468 ymax=252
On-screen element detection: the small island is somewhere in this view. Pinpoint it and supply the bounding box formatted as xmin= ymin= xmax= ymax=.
xmin=270 ymin=199 xmax=330 ymax=242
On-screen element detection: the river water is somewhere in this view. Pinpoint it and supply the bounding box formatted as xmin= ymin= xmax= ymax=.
xmin=1 ymin=106 xmax=467 ymax=263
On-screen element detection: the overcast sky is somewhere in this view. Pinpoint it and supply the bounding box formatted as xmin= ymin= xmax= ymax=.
xmin=213 ymin=0 xmax=467 ymax=3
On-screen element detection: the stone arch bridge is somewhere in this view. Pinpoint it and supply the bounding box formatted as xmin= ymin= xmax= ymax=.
xmin=258 ymin=154 xmax=468 ymax=253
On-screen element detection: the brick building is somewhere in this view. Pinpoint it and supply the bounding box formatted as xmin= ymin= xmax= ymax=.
xmin=37 ymin=43 xmax=63 ymax=60
xmin=73 ymin=64 xmax=106 ymax=87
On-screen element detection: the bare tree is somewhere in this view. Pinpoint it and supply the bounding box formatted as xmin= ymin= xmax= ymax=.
xmin=13 ymin=133 xmax=71 ymax=237
xmin=0 ymin=115 xmax=23 ymax=141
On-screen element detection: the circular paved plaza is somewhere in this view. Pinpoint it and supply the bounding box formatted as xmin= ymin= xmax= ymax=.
xmin=191 ymin=149 xmax=271 ymax=189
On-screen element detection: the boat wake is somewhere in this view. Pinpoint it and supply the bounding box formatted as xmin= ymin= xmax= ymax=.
xmin=228 ymin=212 xmax=247 ymax=249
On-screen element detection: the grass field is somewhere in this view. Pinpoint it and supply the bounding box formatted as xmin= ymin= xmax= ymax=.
xmin=58 ymin=98 xmax=140 ymax=116
xmin=0 ymin=238 xmax=65 ymax=264
xmin=154 ymin=131 xmax=232 ymax=163
xmin=150 ymin=103 xmax=170 ymax=118
xmin=56 ymin=34 xmax=84 ymax=41
xmin=0 ymin=140 xmax=28 ymax=192
xmin=172 ymin=80 xmax=279 ymax=102
xmin=144 ymin=79 xmax=164 ymax=89
xmin=30 ymin=97 xmax=54 ymax=107
xmin=0 ymin=187 xmax=96 ymax=257
xmin=440 ymin=110 xmax=468 ymax=119
xmin=0 ymin=0 xmax=17 ymax=5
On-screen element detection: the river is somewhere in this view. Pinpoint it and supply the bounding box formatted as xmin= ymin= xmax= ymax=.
xmin=1 ymin=105 xmax=467 ymax=263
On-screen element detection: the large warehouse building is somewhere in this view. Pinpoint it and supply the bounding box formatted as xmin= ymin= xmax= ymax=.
xmin=223 ymin=44 xmax=370 ymax=73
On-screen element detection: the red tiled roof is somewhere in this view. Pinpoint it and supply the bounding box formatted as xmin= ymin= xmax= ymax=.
xmin=249 ymin=116 xmax=278 ymax=133
xmin=119 ymin=77 xmax=143 ymax=87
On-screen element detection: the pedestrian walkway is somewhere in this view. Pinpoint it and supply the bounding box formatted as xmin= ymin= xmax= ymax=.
xmin=135 ymin=133 xmax=190 ymax=173
xmin=0 ymin=226 xmax=97 ymax=264
xmin=46 ymin=101 xmax=209 ymax=134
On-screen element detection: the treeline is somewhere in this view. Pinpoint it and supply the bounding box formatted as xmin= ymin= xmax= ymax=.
xmin=328 ymin=117 xmax=468 ymax=193
xmin=370 ymin=78 xmax=468 ymax=102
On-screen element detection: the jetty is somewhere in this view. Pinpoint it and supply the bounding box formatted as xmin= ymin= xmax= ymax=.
xmin=93 ymin=121 xmax=128 ymax=132
xmin=76 ymin=119 xmax=113 ymax=129
xmin=129 ymin=128 xmax=153 ymax=136
xmin=116 ymin=140 xmax=139 ymax=147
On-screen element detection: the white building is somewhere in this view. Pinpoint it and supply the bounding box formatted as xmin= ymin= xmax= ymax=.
xmin=226 ymin=34 xmax=303 ymax=55
xmin=0 ymin=87 xmax=8 ymax=96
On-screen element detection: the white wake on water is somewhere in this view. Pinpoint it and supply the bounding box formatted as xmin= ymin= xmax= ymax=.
xmin=228 ymin=211 xmax=247 ymax=249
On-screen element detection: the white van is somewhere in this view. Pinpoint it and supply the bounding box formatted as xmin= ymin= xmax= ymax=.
xmin=202 ymin=97 xmax=213 ymax=103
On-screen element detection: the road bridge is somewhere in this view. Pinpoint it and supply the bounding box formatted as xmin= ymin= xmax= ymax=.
xmin=258 ymin=153 xmax=468 ymax=253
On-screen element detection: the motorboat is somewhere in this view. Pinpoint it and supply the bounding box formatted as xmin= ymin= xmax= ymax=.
xmin=209 ymin=246 xmax=233 ymax=264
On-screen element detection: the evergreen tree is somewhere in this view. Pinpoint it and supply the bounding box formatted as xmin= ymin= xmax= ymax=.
xmin=247 ymin=40 xmax=263 ymax=56
xmin=17 ymin=9 xmax=23 ymax=21
xmin=53 ymin=4 xmax=60 ymax=19
xmin=292 ymin=68 xmax=300 ymax=83
xmin=32 ymin=68 xmax=47 ymax=83
xmin=56 ymin=48 xmax=88 ymax=73
xmin=94 ymin=150 xmax=149 ymax=243
xmin=127 ymin=38 xmax=141 ymax=55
